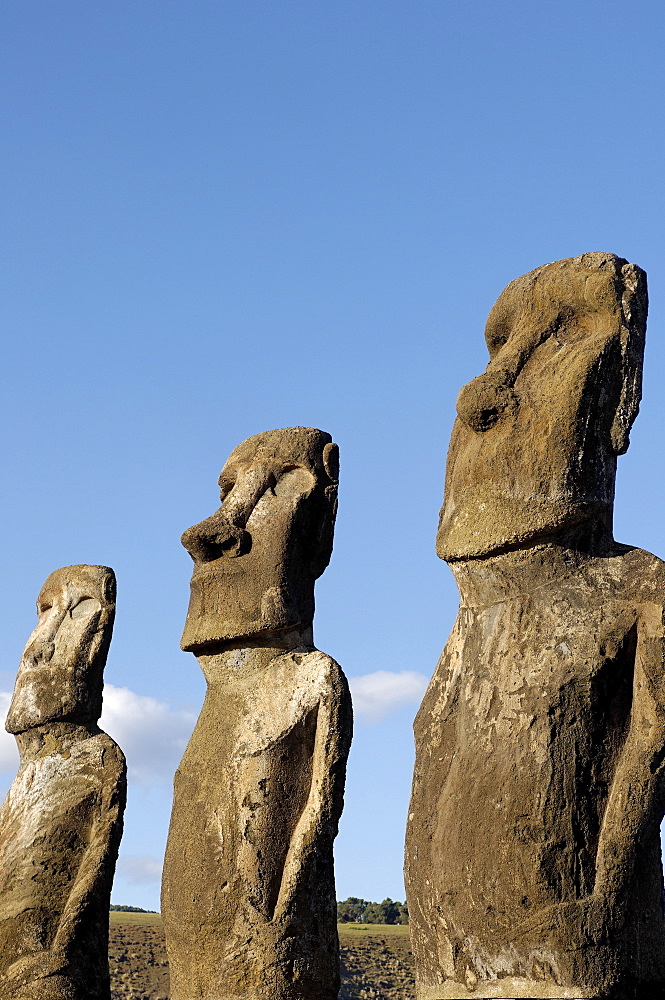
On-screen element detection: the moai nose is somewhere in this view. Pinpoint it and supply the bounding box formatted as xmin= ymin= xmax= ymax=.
xmin=181 ymin=510 xmax=250 ymax=563
xmin=456 ymin=367 xmax=520 ymax=432
xmin=23 ymin=638 xmax=56 ymax=668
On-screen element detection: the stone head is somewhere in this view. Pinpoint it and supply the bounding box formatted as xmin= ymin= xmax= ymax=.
xmin=437 ymin=252 xmax=647 ymax=561
xmin=180 ymin=426 xmax=339 ymax=651
xmin=6 ymin=565 xmax=116 ymax=734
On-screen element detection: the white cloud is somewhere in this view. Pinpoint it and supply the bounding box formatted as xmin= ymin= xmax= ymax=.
xmin=349 ymin=670 xmax=429 ymax=723
xmin=100 ymin=684 xmax=196 ymax=784
xmin=0 ymin=685 xmax=196 ymax=786
xmin=0 ymin=692 xmax=19 ymax=775
xmin=115 ymin=853 xmax=162 ymax=886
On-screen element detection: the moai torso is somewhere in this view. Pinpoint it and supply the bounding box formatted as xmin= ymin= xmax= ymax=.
xmin=405 ymin=254 xmax=665 ymax=999
xmin=0 ymin=566 xmax=126 ymax=1000
xmin=162 ymin=427 xmax=352 ymax=1000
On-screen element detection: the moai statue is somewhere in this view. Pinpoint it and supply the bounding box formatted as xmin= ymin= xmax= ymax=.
xmin=405 ymin=254 xmax=665 ymax=999
xmin=162 ymin=427 xmax=353 ymax=1000
xmin=0 ymin=565 xmax=126 ymax=1000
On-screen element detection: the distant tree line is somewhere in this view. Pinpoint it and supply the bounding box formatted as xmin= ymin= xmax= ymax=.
xmin=109 ymin=904 xmax=156 ymax=913
xmin=337 ymin=897 xmax=408 ymax=924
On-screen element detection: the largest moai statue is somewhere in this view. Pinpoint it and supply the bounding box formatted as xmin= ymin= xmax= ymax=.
xmin=162 ymin=427 xmax=353 ymax=1000
xmin=405 ymin=253 xmax=665 ymax=999
xmin=0 ymin=565 xmax=126 ymax=1000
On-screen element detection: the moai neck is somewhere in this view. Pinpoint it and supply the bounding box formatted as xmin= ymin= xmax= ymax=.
xmin=195 ymin=625 xmax=315 ymax=684
xmin=14 ymin=721 xmax=100 ymax=762
xmin=449 ymin=518 xmax=618 ymax=609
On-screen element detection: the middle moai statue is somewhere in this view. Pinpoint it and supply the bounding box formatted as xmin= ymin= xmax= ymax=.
xmin=405 ymin=254 xmax=665 ymax=999
xmin=162 ymin=426 xmax=353 ymax=1000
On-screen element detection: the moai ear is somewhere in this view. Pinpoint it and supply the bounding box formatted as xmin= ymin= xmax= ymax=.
xmin=610 ymin=263 xmax=647 ymax=455
xmin=310 ymin=443 xmax=339 ymax=579
xmin=323 ymin=442 xmax=339 ymax=483
xmin=102 ymin=570 xmax=116 ymax=605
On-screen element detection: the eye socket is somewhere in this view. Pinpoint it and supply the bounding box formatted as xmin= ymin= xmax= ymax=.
xmin=272 ymin=466 xmax=316 ymax=496
xmin=70 ymin=597 xmax=101 ymax=620
xmin=38 ymin=602 xmax=52 ymax=615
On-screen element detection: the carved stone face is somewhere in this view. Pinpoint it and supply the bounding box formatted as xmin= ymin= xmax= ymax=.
xmin=6 ymin=565 xmax=116 ymax=734
xmin=180 ymin=427 xmax=339 ymax=651
xmin=437 ymin=253 xmax=647 ymax=561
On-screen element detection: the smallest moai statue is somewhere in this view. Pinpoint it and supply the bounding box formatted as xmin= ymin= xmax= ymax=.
xmin=0 ymin=566 xmax=126 ymax=1000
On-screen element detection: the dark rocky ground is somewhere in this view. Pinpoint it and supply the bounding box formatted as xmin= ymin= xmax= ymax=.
xmin=339 ymin=926 xmax=415 ymax=999
xmin=108 ymin=914 xmax=415 ymax=1000
xmin=108 ymin=914 xmax=170 ymax=1000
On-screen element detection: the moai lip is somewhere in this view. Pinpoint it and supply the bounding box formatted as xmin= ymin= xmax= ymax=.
xmin=406 ymin=254 xmax=665 ymax=1000
xmin=162 ymin=427 xmax=353 ymax=1000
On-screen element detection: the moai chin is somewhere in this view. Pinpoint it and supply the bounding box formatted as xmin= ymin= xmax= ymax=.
xmin=162 ymin=427 xmax=353 ymax=1000
xmin=0 ymin=565 xmax=126 ymax=1000
xmin=405 ymin=254 xmax=665 ymax=1000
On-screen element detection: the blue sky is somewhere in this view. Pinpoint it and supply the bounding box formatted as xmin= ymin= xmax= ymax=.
xmin=1 ymin=1 xmax=665 ymax=911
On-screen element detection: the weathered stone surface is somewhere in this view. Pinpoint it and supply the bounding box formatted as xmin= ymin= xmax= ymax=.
xmin=0 ymin=565 xmax=126 ymax=1000
xmin=405 ymin=254 xmax=665 ymax=999
xmin=162 ymin=427 xmax=353 ymax=1000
